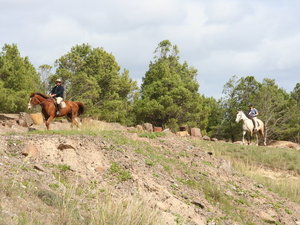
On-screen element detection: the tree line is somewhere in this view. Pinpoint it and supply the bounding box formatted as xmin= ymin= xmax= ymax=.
xmin=0 ymin=41 xmax=299 ymax=143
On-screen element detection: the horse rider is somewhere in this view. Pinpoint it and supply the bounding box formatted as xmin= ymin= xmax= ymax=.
xmin=50 ymin=78 xmax=64 ymax=115
xmin=248 ymin=104 xmax=259 ymax=131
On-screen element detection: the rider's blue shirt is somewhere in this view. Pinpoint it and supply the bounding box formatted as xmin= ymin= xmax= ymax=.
xmin=248 ymin=108 xmax=258 ymax=118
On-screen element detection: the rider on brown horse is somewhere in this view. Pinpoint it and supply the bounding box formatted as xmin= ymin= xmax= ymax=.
xmin=50 ymin=79 xmax=64 ymax=115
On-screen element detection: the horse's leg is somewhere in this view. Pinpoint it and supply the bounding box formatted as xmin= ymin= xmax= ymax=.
xmin=255 ymin=133 xmax=259 ymax=146
xmin=259 ymin=129 xmax=267 ymax=146
xmin=46 ymin=116 xmax=54 ymax=130
xmin=70 ymin=111 xmax=79 ymax=128
xmin=242 ymin=131 xmax=246 ymax=145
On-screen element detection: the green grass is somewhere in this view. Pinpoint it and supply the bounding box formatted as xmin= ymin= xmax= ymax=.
xmin=109 ymin=162 xmax=132 ymax=181
xmin=191 ymin=140 xmax=300 ymax=174
xmin=138 ymin=132 xmax=166 ymax=139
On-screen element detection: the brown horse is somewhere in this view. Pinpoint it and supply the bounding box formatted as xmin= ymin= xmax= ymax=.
xmin=28 ymin=93 xmax=84 ymax=130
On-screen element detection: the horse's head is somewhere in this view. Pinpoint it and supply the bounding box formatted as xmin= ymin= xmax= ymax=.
xmin=235 ymin=111 xmax=244 ymax=123
xmin=28 ymin=93 xmax=43 ymax=110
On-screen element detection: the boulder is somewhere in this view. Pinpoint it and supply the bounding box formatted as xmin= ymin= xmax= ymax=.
xmin=176 ymin=131 xmax=190 ymax=137
xmin=136 ymin=125 xmax=143 ymax=131
xmin=211 ymin=138 xmax=218 ymax=142
xmin=30 ymin=113 xmax=44 ymax=125
xmin=190 ymin=128 xmax=202 ymax=137
xmin=202 ymin=135 xmax=211 ymax=141
xmin=143 ymin=123 xmax=153 ymax=132
xmin=18 ymin=112 xmax=33 ymax=127
xmin=154 ymin=127 xmax=163 ymax=132
xmin=22 ymin=143 xmax=39 ymax=158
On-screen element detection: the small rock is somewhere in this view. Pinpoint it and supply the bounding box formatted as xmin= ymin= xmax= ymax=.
xmin=95 ymin=166 xmax=105 ymax=173
xmin=211 ymin=138 xmax=218 ymax=142
xmin=202 ymin=135 xmax=211 ymax=141
xmin=259 ymin=211 xmax=276 ymax=223
xmin=57 ymin=144 xmax=75 ymax=151
xmin=33 ymin=164 xmax=45 ymax=172
xmin=257 ymin=184 xmax=264 ymax=188
xmin=191 ymin=199 xmax=205 ymax=209
xmin=22 ymin=144 xmax=39 ymax=158
xmin=163 ymin=128 xmax=171 ymax=133
xmin=136 ymin=125 xmax=143 ymax=131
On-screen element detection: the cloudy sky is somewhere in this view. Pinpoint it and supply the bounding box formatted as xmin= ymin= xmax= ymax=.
xmin=1 ymin=0 xmax=299 ymax=98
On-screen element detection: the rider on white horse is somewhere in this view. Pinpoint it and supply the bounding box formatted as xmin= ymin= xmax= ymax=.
xmin=248 ymin=104 xmax=259 ymax=131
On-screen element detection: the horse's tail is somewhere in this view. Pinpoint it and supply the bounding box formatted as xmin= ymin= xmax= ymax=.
xmin=76 ymin=102 xmax=84 ymax=116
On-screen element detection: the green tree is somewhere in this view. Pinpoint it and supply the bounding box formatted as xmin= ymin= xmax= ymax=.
xmin=38 ymin=64 xmax=52 ymax=94
xmin=0 ymin=44 xmax=41 ymax=112
xmin=53 ymin=44 xmax=137 ymax=124
xmin=220 ymin=76 xmax=299 ymax=143
xmin=134 ymin=40 xmax=208 ymax=130
xmin=291 ymin=83 xmax=300 ymax=106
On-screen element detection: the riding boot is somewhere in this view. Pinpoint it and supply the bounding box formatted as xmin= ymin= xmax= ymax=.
xmin=56 ymin=104 xmax=61 ymax=116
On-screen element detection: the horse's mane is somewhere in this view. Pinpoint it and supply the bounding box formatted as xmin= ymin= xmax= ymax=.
xmin=31 ymin=92 xmax=50 ymax=99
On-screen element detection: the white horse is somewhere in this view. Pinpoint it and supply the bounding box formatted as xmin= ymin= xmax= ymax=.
xmin=235 ymin=111 xmax=266 ymax=146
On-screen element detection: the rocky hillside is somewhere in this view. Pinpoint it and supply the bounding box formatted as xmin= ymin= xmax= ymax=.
xmin=0 ymin=118 xmax=300 ymax=225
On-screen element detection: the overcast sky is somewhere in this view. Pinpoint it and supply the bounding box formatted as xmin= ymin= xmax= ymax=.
xmin=1 ymin=0 xmax=299 ymax=98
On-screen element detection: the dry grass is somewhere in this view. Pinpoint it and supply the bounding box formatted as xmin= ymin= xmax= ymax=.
xmin=233 ymin=160 xmax=300 ymax=203
xmin=0 ymin=174 xmax=164 ymax=225
xmin=191 ymin=140 xmax=300 ymax=204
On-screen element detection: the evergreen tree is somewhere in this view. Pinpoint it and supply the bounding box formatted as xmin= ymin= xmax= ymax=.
xmin=53 ymin=44 xmax=137 ymax=124
xmin=134 ymin=40 xmax=208 ymax=130
xmin=0 ymin=44 xmax=41 ymax=112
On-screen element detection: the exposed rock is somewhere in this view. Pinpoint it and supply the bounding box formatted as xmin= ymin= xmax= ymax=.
xmin=211 ymin=138 xmax=218 ymax=142
xmin=259 ymin=211 xmax=276 ymax=223
xmin=33 ymin=164 xmax=45 ymax=172
xmin=154 ymin=127 xmax=162 ymax=132
xmin=57 ymin=144 xmax=75 ymax=151
xmin=191 ymin=199 xmax=205 ymax=209
xmin=18 ymin=112 xmax=33 ymax=127
xmin=22 ymin=143 xmax=39 ymax=158
xmin=190 ymin=128 xmax=202 ymax=137
xmin=202 ymin=135 xmax=210 ymax=141
xmin=176 ymin=131 xmax=190 ymax=137
xmin=143 ymin=123 xmax=153 ymax=132
xmin=136 ymin=125 xmax=143 ymax=131
xmin=30 ymin=113 xmax=44 ymax=125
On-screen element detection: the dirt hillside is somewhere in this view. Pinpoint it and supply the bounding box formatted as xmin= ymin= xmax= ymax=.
xmin=0 ymin=118 xmax=300 ymax=225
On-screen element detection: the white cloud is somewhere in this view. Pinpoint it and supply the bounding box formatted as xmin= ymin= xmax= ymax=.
xmin=0 ymin=0 xmax=299 ymax=98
